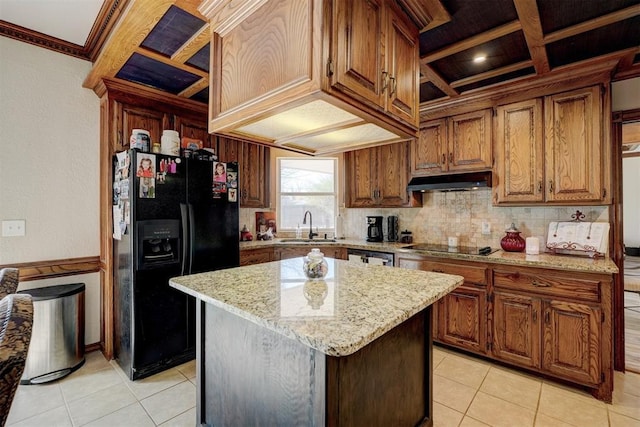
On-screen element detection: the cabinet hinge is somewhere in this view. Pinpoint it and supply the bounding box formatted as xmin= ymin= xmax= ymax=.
xmin=326 ymin=58 xmax=334 ymax=77
xmin=602 ymin=188 xmax=606 ymax=199
xmin=487 ymin=341 xmax=493 ymax=351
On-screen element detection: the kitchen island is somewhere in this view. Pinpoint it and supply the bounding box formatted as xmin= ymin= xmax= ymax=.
xmin=169 ymin=257 xmax=463 ymax=426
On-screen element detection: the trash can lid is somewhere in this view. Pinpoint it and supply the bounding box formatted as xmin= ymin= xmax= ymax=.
xmin=18 ymin=283 xmax=85 ymax=301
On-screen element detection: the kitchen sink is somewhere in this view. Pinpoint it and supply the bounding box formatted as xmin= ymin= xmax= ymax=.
xmin=280 ymin=238 xmax=337 ymax=243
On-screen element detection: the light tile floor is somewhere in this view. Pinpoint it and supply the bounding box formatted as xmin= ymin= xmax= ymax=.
xmin=6 ymin=347 xmax=640 ymax=426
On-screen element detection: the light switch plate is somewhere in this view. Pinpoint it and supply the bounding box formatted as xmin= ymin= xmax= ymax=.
xmin=2 ymin=220 xmax=26 ymax=237
xmin=481 ymin=221 xmax=491 ymax=235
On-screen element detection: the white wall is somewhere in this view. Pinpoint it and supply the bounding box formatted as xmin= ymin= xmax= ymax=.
xmin=0 ymin=37 xmax=100 ymax=344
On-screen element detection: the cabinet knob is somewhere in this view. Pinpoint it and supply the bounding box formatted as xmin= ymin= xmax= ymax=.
xmin=549 ymin=180 xmax=554 ymax=193
xmin=381 ymin=70 xmax=389 ymax=93
xmin=544 ymin=310 xmax=550 ymax=324
xmin=448 ymin=152 xmax=453 ymax=163
xmin=531 ymin=280 xmax=551 ymax=287
xmin=389 ymin=76 xmax=396 ymax=97
xmin=533 ymin=310 xmax=537 ymax=322
xmin=538 ymin=181 xmax=543 ymax=192
xmin=441 ymin=154 xmax=446 ymax=165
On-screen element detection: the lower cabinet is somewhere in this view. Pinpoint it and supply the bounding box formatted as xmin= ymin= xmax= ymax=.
xmin=274 ymin=246 xmax=347 ymax=261
xmin=397 ymin=252 xmax=613 ymax=402
xmin=239 ymin=248 xmax=274 ymax=266
xmin=396 ymin=254 xmax=488 ymax=355
xmin=493 ymin=268 xmax=604 ymax=387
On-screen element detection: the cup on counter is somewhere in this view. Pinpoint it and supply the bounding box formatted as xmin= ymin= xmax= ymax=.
xmin=526 ymin=237 xmax=540 ymax=255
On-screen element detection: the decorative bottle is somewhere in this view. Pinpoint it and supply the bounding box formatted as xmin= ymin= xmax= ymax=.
xmin=500 ymin=223 xmax=526 ymax=252
xmin=303 ymin=248 xmax=328 ymax=280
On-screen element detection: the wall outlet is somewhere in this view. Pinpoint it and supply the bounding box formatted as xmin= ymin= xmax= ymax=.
xmin=2 ymin=220 xmax=26 ymax=237
xmin=481 ymin=221 xmax=491 ymax=235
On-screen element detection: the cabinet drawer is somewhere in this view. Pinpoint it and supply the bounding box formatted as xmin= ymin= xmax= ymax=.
xmin=493 ymin=269 xmax=601 ymax=302
xmin=240 ymin=249 xmax=273 ymax=266
xmin=414 ymin=260 xmax=487 ymax=285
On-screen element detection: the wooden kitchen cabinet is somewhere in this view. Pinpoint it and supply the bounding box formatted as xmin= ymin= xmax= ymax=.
xmin=330 ymin=0 xmax=419 ymax=127
xmin=412 ymin=109 xmax=492 ymax=176
xmin=493 ymin=85 xmax=610 ymax=205
xmin=274 ymin=246 xmax=347 ymax=261
xmin=345 ymin=141 xmax=420 ymax=207
xmin=240 ymin=248 xmax=274 ymax=266
xmin=396 ymin=254 xmax=487 ymax=354
xmin=492 ymin=267 xmax=609 ymax=397
xmin=217 ymin=136 xmax=270 ymax=208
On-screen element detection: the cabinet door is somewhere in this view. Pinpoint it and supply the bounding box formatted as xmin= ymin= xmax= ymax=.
xmin=544 ymin=86 xmax=604 ymax=203
xmin=345 ymin=148 xmax=377 ymax=207
xmin=331 ymin=0 xmax=384 ymax=107
xmin=492 ymin=290 xmax=541 ymax=369
xmin=240 ymin=141 xmax=269 ymax=208
xmin=217 ymin=136 xmax=239 ymax=162
xmin=385 ymin=5 xmax=418 ymax=126
xmin=438 ymin=284 xmax=487 ymax=353
xmin=412 ymin=119 xmax=447 ymax=176
xmin=447 ymin=109 xmax=493 ymax=172
xmin=175 ymin=116 xmax=213 ymax=149
xmin=118 ymin=104 xmax=165 ymax=151
xmin=240 ymin=248 xmax=273 ymax=266
xmin=376 ymin=142 xmax=409 ymax=206
xmin=494 ymin=99 xmax=544 ymax=204
xmin=542 ymin=300 xmax=601 ymax=385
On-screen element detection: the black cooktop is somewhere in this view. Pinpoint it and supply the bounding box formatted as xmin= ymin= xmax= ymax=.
xmin=402 ymin=244 xmax=498 ymax=256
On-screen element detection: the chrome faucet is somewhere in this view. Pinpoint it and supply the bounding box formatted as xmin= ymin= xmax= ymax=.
xmin=302 ymin=210 xmax=318 ymax=240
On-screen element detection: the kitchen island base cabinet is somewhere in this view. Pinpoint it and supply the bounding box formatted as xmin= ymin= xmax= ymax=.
xmin=197 ymin=302 xmax=433 ymax=426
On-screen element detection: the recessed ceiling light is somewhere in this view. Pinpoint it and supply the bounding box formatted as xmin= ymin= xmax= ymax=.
xmin=473 ymin=54 xmax=487 ymax=63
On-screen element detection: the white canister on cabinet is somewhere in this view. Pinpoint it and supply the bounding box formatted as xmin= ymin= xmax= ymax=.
xmin=161 ymin=130 xmax=180 ymax=156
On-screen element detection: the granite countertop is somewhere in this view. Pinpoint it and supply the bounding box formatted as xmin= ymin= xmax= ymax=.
xmin=240 ymin=239 xmax=618 ymax=274
xmin=169 ymin=258 xmax=462 ymax=357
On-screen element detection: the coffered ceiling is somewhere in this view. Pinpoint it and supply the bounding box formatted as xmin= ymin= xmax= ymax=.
xmin=1 ymin=0 xmax=639 ymax=113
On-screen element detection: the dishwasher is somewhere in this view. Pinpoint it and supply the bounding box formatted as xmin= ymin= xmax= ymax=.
xmin=346 ymin=249 xmax=394 ymax=266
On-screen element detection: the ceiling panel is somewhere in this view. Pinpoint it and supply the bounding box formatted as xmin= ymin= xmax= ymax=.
xmin=140 ymin=5 xmax=206 ymax=57
xmin=537 ymin=0 xmax=639 ymax=34
xmin=116 ymin=52 xmax=201 ymax=94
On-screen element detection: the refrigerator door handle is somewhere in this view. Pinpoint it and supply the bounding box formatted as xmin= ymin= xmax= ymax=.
xmin=180 ymin=203 xmax=189 ymax=276
xmin=187 ymin=203 xmax=195 ymax=275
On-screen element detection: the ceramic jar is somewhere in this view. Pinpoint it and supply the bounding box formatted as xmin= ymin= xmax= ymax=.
xmin=303 ymin=248 xmax=328 ymax=280
xmin=500 ymin=223 xmax=526 ymax=252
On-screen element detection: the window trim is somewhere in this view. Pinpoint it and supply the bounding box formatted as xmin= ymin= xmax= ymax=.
xmin=276 ymin=157 xmax=338 ymax=232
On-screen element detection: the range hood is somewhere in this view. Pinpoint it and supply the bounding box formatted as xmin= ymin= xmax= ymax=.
xmin=407 ymin=171 xmax=492 ymax=192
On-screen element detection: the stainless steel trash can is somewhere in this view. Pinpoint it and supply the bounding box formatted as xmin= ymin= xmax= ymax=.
xmin=19 ymin=283 xmax=85 ymax=384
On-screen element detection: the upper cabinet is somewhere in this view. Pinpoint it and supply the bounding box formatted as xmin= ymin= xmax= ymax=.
xmin=330 ymin=0 xmax=418 ymax=127
xmin=199 ymin=0 xmax=420 ymax=155
xmin=217 ymin=137 xmax=270 ymax=208
xmin=493 ymin=85 xmax=610 ymax=205
xmin=345 ymin=141 xmax=420 ymax=207
xmin=412 ymin=109 xmax=492 ymax=176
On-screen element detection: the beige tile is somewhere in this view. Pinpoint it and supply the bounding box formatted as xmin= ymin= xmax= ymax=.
xmin=541 ymin=380 xmax=607 ymax=408
xmin=59 ymin=366 xmax=123 ymax=403
xmin=433 ymin=347 xmax=447 ymax=369
xmin=534 ymin=413 xmax=576 ymax=427
xmin=140 ymin=380 xmax=196 ymax=425
xmin=67 ymin=382 xmax=137 ymax=426
xmin=610 ymin=387 xmax=640 ymax=421
xmin=6 ymin=382 xmax=65 ymax=425
xmin=609 ymin=410 xmax=640 ymax=427
xmin=175 ymin=360 xmax=196 ymax=380
xmin=83 ymin=403 xmax=155 ymax=427
xmin=459 ymin=416 xmax=491 ymax=427
xmin=480 ymin=367 xmax=541 ymax=410
xmin=6 ymin=405 xmax=71 ymax=427
xmin=615 ymin=371 xmax=640 ymax=398
xmin=123 ymin=367 xmax=190 ymax=400
xmin=434 ymin=374 xmax=478 ymax=413
xmin=433 ymin=401 xmax=464 ymax=427
xmin=538 ymin=383 xmax=608 ymax=427
xmin=81 ymin=351 xmax=112 ymax=373
xmin=434 ymin=353 xmax=490 ymax=389
xmin=159 ymin=408 xmax=197 ymax=427
xmin=467 ymin=392 xmax=536 ymax=427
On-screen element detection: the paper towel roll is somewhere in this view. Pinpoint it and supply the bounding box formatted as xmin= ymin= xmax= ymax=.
xmin=526 ymin=237 xmax=540 ymax=255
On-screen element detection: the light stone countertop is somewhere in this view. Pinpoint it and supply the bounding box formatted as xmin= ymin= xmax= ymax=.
xmin=240 ymin=239 xmax=619 ymax=274
xmin=169 ymin=258 xmax=463 ymax=357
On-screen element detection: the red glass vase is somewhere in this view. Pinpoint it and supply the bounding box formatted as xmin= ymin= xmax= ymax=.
xmin=500 ymin=223 xmax=526 ymax=252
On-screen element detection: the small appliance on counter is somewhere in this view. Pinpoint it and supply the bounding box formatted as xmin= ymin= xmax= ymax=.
xmin=387 ymin=216 xmax=399 ymax=242
xmin=400 ymin=230 xmax=413 ymax=244
xmin=366 ymin=216 xmax=383 ymax=242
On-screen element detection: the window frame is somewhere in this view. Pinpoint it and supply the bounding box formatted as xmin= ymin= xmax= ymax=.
xmin=276 ymin=157 xmax=338 ymax=233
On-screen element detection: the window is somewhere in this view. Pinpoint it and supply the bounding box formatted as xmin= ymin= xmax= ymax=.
xmin=277 ymin=158 xmax=337 ymax=233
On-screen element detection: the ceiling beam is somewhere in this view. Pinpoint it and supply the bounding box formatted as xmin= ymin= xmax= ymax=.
xmin=178 ymin=78 xmax=209 ymax=98
xmin=172 ymin=23 xmax=210 ymax=64
xmin=420 ymin=64 xmax=459 ymax=97
xmin=544 ymin=5 xmax=640 ymax=45
xmin=420 ymin=20 xmax=521 ymax=63
xmin=134 ymin=47 xmax=208 ymax=78
xmin=512 ymin=0 xmax=550 ymax=74
xmin=450 ymin=60 xmax=534 ymax=89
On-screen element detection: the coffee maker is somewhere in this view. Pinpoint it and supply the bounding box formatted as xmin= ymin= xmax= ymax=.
xmin=366 ymin=216 xmax=383 ymax=242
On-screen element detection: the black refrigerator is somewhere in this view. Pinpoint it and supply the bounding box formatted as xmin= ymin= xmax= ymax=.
xmin=112 ymin=149 xmax=239 ymax=380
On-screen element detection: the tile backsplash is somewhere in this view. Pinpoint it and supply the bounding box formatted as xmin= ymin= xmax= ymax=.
xmin=239 ymin=189 xmax=609 ymax=250
xmin=340 ymin=189 xmax=609 ymax=250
